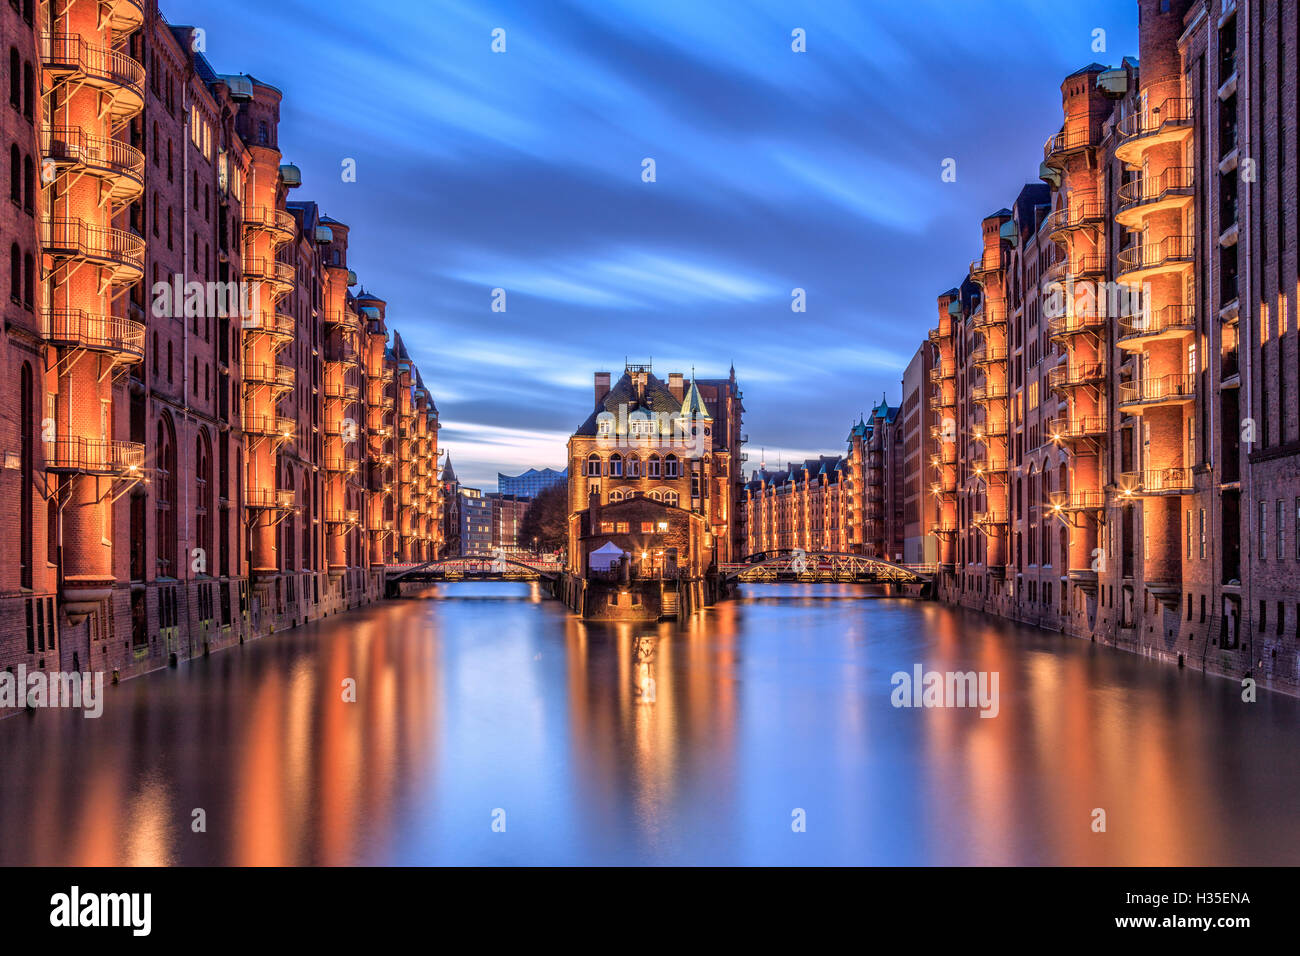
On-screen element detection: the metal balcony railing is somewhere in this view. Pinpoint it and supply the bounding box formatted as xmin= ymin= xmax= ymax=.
xmin=1117 ymin=304 xmax=1195 ymax=342
xmin=1120 ymin=468 xmax=1194 ymax=495
xmin=1118 ymin=372 xmax=1196 ymax=406
xmin=41 ymin=217 xmax=145 ymax=280
xmin=42 ymin=309 xmax=145 ymax=362
xmin=1118 ymin=166 xmax=1194 ymax=209
xmin=242 ymin=363 xmax=295 ymax=390
xmin=1118 ymin=236 xmax=1194 ymax=275
xmin=39 ymin=33 xmax=145 ymax=118
xmin=1118 ymin=97 xmax=1193 ymax=141
xmin=243 ymin=205 xmax=297 ymax=241
xmin=245 ymin=488 xmax=295 ymax=510
xmin=41 ymin=126 xmax=145 ymax=201
xmin=1046 ymin=361 xmax=1106 ymax=390
xmin=45 ymin=437 xmax=143 ymax=475
xmin=1046 ymin=414 xmax=1107 ymax=440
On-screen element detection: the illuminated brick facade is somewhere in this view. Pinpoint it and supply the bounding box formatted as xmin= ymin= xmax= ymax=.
xmin=0 ymin=0 xmax=441 ymax=699
xmin=927 ymin=0 xmax=1300 ymax=689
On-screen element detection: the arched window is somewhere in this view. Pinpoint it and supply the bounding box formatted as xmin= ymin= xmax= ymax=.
xmin=663 ymin=454 xmax=679 ymax=478
xmin=664 ymin=491 xmax=679 ymax=507
xmin=19 ymin=362 xmax=32 ymax=589
xmin=8 ymin=48 xmax=18 ymax=109
xmin=608 ymin=453 xmax=622 ymax=477
xmin=9 ymin=144 xmax=18 ymax=201
xmin=626 ymin=454 xmax=640 ymax=477
xmin=648 ymin=454 xmax=661 ymax=478
xmin=585 ymin=453 xmax=601 ymax=477
xmin=609 ymin=489 xmax=624 ymax=503
xmin=155 ymin=414 xmax=177 ymax=576
xmin=195 ymin=430 xmax=213 ymax=574
xmin=22 ymin=60 xmax=32 ymax=119
xmin=22 ymin=251 xmax=32 ymax=306
xmin=648 ymin=490 xmax=661 ymax=501
xmin=9 ymin=243 xmax=19 ymax=302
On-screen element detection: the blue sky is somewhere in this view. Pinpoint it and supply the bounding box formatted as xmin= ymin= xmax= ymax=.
xmin=169 ymin=0 xmax=1136 ymax=490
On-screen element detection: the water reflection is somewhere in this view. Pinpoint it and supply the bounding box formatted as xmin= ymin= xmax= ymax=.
xmin=0 ymin=581 xmax=1296 ymax=865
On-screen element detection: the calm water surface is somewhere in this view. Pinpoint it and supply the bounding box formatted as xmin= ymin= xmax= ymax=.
xmin=2 ymin=582 xmax=1297 ymax=865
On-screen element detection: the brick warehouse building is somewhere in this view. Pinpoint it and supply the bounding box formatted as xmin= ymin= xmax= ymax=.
xmin=567 ymin=363 xmax=745 ymax=575
xmin=0 ymin=0 xmax=442 ymax=698
xmin=742 ymin=396 xmax=915 ymax=561
xmin=927 ymin=0 xmax=1300 ymax=690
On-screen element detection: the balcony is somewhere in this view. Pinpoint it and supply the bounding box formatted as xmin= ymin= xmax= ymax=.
xmin=1044 ymin=201 xmax=1105 ymax=240
xmin=242 ymin=362 xmax=295 ymax=392
xmin=245 ymin=488 xmax=296 ymax=511
xmin=1116 ymin=166 xmax=1194 ymax=228
xmin=243 ymin=413 xmax=297 ymax=440
xmin=39 ymin=34 xmax=145 ymax=123
xmin=41 ymin=126 xmax=145 ymax=204
xmin=1049 ymin=490 xmax=1106 ymax=512
xmin=932 ymin=473 xmax=957 ymax=494
xmin=973 ymin=511 xmax=1009 ymax=530
xmin=41 ymin=217 xmax=145 ymax=285
xmin=242 ymin=257 xmax=295 ymax=295
xmin=969 ymin=255 xmax=1000 ymax=283
xmin=244 ymin=310 xmax=295 ymax=340
xmin=1042 ymin=125 xmax=1101 ymax=167
xmin=972 ymin=417 xmax=1009 ymax=440
xmin=971 ymin=307 xmax=1005 ymax=330
xmin=972 ymin=343 xmax=1008 ymax=366
xmin=326 ymin=509 xmax=360 ymax=525
xmin=971 ymin=454 xmax=1009 ymax=476
xmin=42 ymin=310 xmax=144 ymax=364
xmin=971 ymin=380 xmax=1008 ymax=404
xmin=931 ymin=520 xmax=958 ymax=535
xmin=1117 ymin=304 xmax=1195 ymax=350
xmin=1047 ymin=308 xmax=1105 ymax=341
xmin=1046 ymin=413 xmax=1107 ymax=442
xmin=1115 ymin=96 xmax=1193 ymax=165
xmin=45 ymin=437 xmax=143 ymax=476
xmin=1119 ymin=467 xmax=1194 ymax=496
xmin=323 ymin=456 xmax=358 ymax=475
xmin=928 ymin=327 xmax=943 ymax=343
xmin=243 ymin=206 xmax=297 ymax=244
xmin=1118 ymin=372 xmax=1195 ymax=411
xmin=324 ymin=381 xmax=360 ymax=403
xmin=1045 ymin=360 xmax=1105 ymax=393
xmin=105 ymin=0 xmax=146 ymax=37
xmin=928 ymin=361 xmax=955 ymax=383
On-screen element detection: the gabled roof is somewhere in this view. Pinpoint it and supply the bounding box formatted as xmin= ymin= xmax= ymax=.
xmin=573 ymin=369 xmax=688 ymax=436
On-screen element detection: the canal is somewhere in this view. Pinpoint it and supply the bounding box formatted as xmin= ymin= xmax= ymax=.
xmin=1 ymin=582 xmax=1297 ymax=865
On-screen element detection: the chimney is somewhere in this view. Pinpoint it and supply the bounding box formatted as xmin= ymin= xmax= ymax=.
xmin=588 ymin=490 xmax=601 ymax=531
xmin=594 ymin=371 xmax=611 ymax=406
xmin=668 ymin=372 xmax=684 ymax=401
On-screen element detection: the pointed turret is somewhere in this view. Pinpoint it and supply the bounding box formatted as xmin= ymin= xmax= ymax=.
xmin=681 ymin=375 xmax=713 ymax=420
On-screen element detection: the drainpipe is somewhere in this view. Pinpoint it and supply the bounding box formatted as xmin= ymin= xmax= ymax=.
xmin=1240 ymin=1 xmax=1253 ymax=675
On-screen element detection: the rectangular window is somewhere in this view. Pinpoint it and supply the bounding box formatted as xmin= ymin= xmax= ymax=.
xmin=640 ymin=522 xmax=654 ymax=533
xmin=657 ymin=521 xmax=669 ymax=532
xmin=615 ymin=522 xmax=629 ymax=534
xmin=1186 ymin=509 xmax=1193 ymax=558
xmin=1259 ymin=500 xmax=1267 ymax=559
xmin=1278 ymin=499 xmax=1286 ymax=560
xmin=600 ymin=521 xmax=614 ymax=534
xmin=1198 ymin=509 xmax=1206 ymax=560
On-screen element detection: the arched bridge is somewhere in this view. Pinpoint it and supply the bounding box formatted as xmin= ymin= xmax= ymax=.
xmin=720 ymin=550 xmax=934 ymax=586
xmin=387 ymin=556 xmax=563 ymax=584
